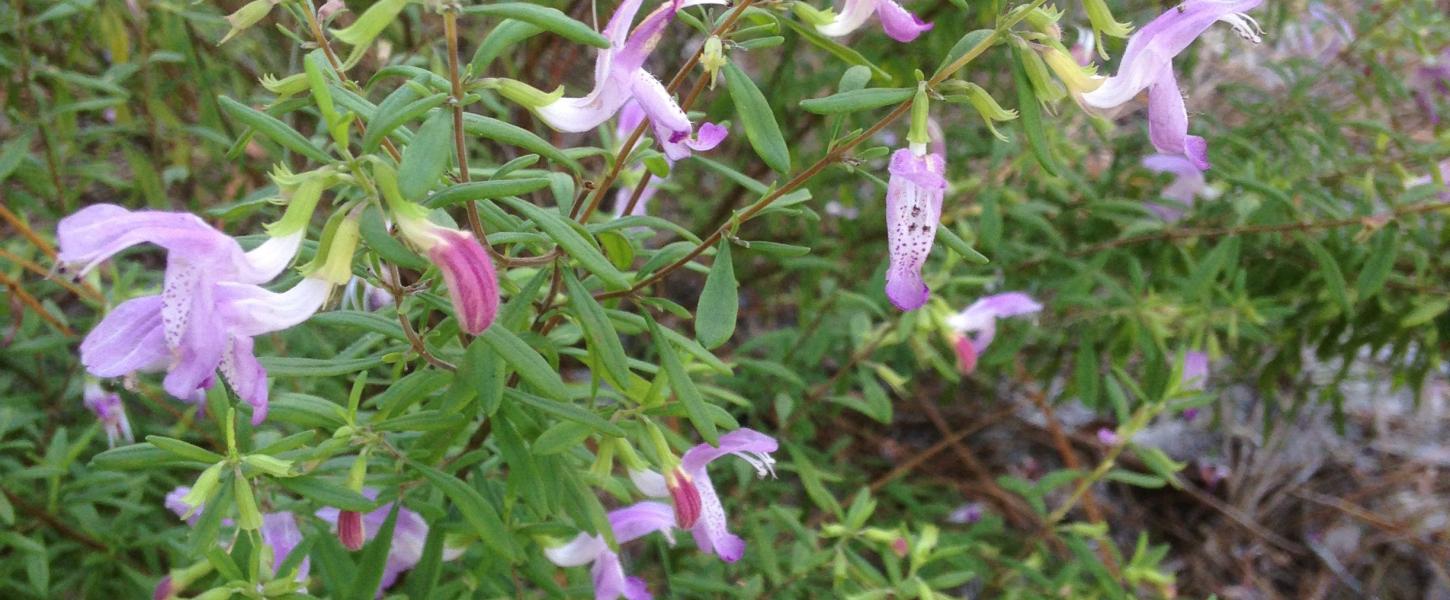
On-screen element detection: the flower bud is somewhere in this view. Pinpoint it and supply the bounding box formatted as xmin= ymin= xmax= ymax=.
xmin=489 ymin=78 xmax=565 ymax=109
xmin=152 ymin=576 xmax=173 ymax=600
xmin=221 ymin=0 xmax=279 ymax=44
xmin=666 ymin=469 xmax=702 ymax=529
xmin=1040 ymin=46 xmax=1104 ymax=94
xmin=179 ymin=462 xmax=226 ymax=520
xmin=261 ymin=73 xmax=310 ymax=97
xmin=951 ymin=334 xmax=978 ymax=375
xmin=1096 ymin=428 xmax=1120 ymax=446
xmin=234 ymin=475 xmax=263 ymax=531
xmin=337 ymin=510 xmax=365 ymax=551
xmin=700 ymin=36 xmax=727 ymax=89
xmin=241 ymin=454 xmax=295 ymax=478
xmin=1083 ymin=0 xmax=1132 ymax=47
xmin=1022 ymin=6 xmax=1063 ymax=40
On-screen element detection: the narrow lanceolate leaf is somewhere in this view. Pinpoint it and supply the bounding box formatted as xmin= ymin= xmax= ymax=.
xmin=1008 ymin=45 xmax=1059 ymax=177
xmin=408 ymin=461 xmax=517 ymax=561
xmin=259 ymin=355 xmax=385 ymax=377
xmin=935 ymin=29 xmax=996 ymax=75
xmin=479 ymin=325 xmax=569 ymax=401
xmin=724 ymin=62 xmax=791 ymax=175
xmin=217 ymin=96 xmax=331 ymax=163
xmin=695 ymin=238 xmax=739 ymax=349
xmin=462 ymin=114 xmax=580 ymax=172
xmin=275 ymin=476 xmax=375 ymax=512
xmin=363 ymin=92 xmax=448 ymax=152
xmin=470 ymin=19 xmax=544 ymax=75
xmin=91 ymin=444 xmax=200 ymax=470
xmin=504 ymin=389 xmax=626 ymax=437
xmin=775 ymin=18 xmax=891 ymax=83
xmin=799 ymin=88 xmax=914 ymax=115
xmin=146 ymin=435 xmax=224 ymax=463
xmin=463 ymin=3 xmax=609 ymax=49
xmin=331 ymin=0 xmax=408 ymax=46
xmin=647 ymin=316 xmax=719 ymax=445
xmin=424 ymin=178 xmax=553 ymax=208
xmin=397 ymin=109 xmax=454 ymax=201
xmin=562 ymin=270 xmax=632 ymax=388
xmin=1355 ymin=228 xmax=1398 ymax=300
xmin=935 ymin=226 xmax=991 ymax=264
xmin=1296 ymin=233 xmax=1352 ymax=314
xmin=496 ymin=196 xmax=630 ymax=289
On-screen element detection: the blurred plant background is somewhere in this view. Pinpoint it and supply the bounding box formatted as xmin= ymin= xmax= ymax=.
xmin=2 ymin=0 xmax=1449 ymax=598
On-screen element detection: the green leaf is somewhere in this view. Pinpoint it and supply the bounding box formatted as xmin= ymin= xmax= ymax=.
xmin=1104 ymin=469 xmax=1167 ymax=489
xmin=259 ymin=355 xmax=385 ymax=377
xmin=1008 ymin=45 xmax=1059 ymax=176
xmin=310 ymin=310 xmax=408 ymax=342
xmin=397 ymin=109 xmax=454 ymax=201
xmin=462 ymin=113 xmax=580 ymax=172
xmin=504 ymin=389 xmax=625 ymax=437
xmin=461 ymin=336 xmax=507 ymax=416
xmin=497 ymin=196 xmax=630 ymax=289
xmin=1296 ymin=233 xmax=1352 ymax=314
xmin=348 ymin=503 xmax=400 ymax=600
xmin=373 ymin=410 xmax=463 ymax=432
xmin=463 ymin=3 xmax=610 ymax=48
xmin=935 ymin=226 xmax=990 ymax=264
xmin=647 ymin=316 xmax=719 ymax=445
xmin=695 ymin=238 xmax=739 ymax=349
xmin=217 ymin=96 xmax=330 ymax=163
xmin=1400 ymin=298 xmax=1450 ymax=328
xmin=470 ymin=19 xmax=543 ymax=75
xmin=724 ymin=62 xmax=791 ymax=175
xmin=799 ymin=88 xmax=913 ymax=115
xmin=1355 ymin=228 xmax=1398 ymax=300
xmin=480 ymin=326 xmax=569 ymax=401
xmin=424 ymin=178 xmax=553 ymax=208
xmin=408 ymin=461 xmax=517 ymax=561
xmin=90 ymin=443 xmax=200 ymax=470
xmin=533 ymin=421 xmax=594 ymax=455
xmin=269 ymin=393 xmax=349 ymax=429
xmin=776 ymin=18 xmax=891 ymax=83
xmin=146 ymin=435 xmax=224 ymax=463
xmin=275 ymin=476 xmax=376 ymax=512
xmin=935 ymin=29 xmax=995 ymax=75
xmin=331 ymin=0 xmax=407 ymax=46
xmin=563 ymin=269 xmax=632 ymax=388
xmin=360 ymin=205 xmax=429 ymax=270
xmin=363 ymin=92 xmax=448 ymax=152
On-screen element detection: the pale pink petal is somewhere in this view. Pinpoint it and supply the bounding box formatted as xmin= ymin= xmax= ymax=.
xmin=883 ymin=149 xmax=946 ymax=311
xmin=875 ymin=0 xmax=931 ymax=42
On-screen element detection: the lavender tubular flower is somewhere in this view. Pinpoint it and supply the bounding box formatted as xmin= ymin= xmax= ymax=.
xmin=946 ymin=292 xmax=1043 ymax=375
xmin=883 ymin=147 xmax=946 ymax=311
xmin=1080 ymin=0 xmax=1265 ymax=169
xmin=83 ymin=381 xmax=133 ymax=447
xmin=1141 ymin=153 xmax=1211 ymax=220
xmin=59 ymin=202 xmax=333 ymax=424
xmin=814 ymin=0 xmax=932 ymax=43
xmin=545 ymin=502 xmax=677 ymax=600
xmin=513 ymin=0 xmax=726 ymax=160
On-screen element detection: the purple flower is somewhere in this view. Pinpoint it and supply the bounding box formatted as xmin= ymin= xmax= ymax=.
xmin=1182 ymin=351 xmax=1210 ymax=391
xmin=1081 ymin=0 xmax=1265 ymax=169
xmin=166 ymin=487 xmax=309 ymax=582
xmin=83 ymin=381 xmax=132 ymax=447
xmin=317 ymin=492 xmax=463 ymax=594
xmin=815 ymin=0 xmax=933 ymax=43
xmin=1142 ymin=153 xmax=1210 ymax=220
xmin=394 ymin=215 xmax=499 ymax=335
xmin=1096 ymin=427 xmax=1120 ymax=446
xmin=883 ymin=147 xmax=946 ymax=311
xmin=1278 ymin=4 xmax=1353 ymax=61
xmin=613 ymin=101 xmax=668 ymax=218
xmin=947 ymin=502 xmax=984 ymax=524
xmin=528 ymin=0 xmax=726 ymax=160
xmin=946 ymin=293 xmax=1043 ymax=375
xmin=59 ymin=204 xmax=331 ymax=424
xmin=545 ymin=502 xmax=677 ymax=600
xmin=634 ymin=429 xmax=777 ymax=563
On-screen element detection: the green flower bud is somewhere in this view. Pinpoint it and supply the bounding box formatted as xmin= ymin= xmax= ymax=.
xmin=700 ymin=36 xmax=727 ymax=89
xmin=234 ymin=474 xmax=263 ymax=530
xmin=260 ymin=73 xmax=310 ymax=97
xmin=179 ymin=462 xmax=226 ymax=520
xmin=489 ymin=78 xmax=565 ymax=109
xmin=241 ymin=454 xmax=296 ymax=478
xmin=221 ymin=0 xmax=279 ymax=45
